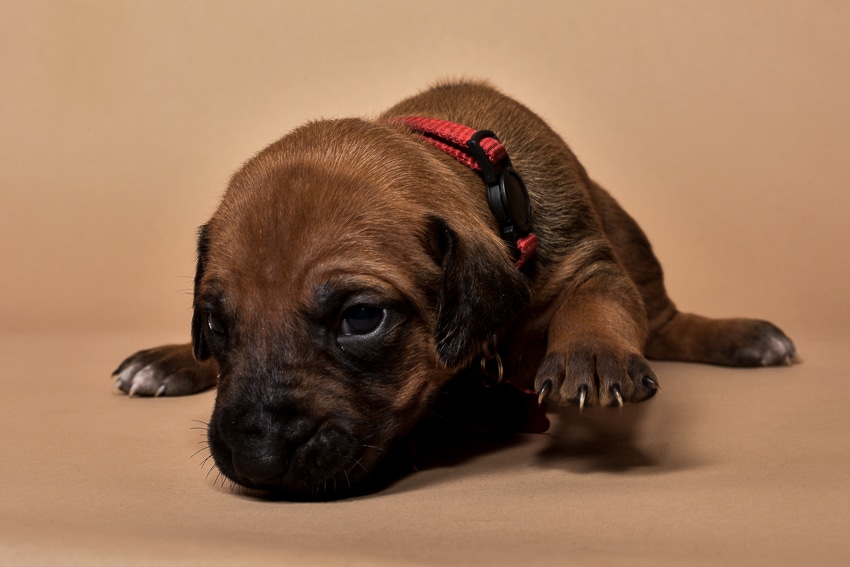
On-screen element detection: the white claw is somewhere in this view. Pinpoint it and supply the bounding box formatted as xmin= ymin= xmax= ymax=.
xmin=537 ymin=380 xmax=552 ymax=405
xmin=155 ymin=384 xmax=166 ymax=397
xmin=613 ymin=388 xmax=624 ymax=408
xmin=129 ymin=382 xmax=140 ymax=397
xmin=578 ymin=387 xmax=587 ymax=411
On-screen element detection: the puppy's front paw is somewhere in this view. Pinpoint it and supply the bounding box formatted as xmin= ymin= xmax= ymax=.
xmin=534 ymin=340 xmax=659 ymax=408
xmin=112 ymin=344 xmax=217 ymax=397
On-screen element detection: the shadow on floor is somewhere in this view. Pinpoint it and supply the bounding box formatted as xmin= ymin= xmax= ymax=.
xmin=239 ymin=370 xmax=701 ymax=502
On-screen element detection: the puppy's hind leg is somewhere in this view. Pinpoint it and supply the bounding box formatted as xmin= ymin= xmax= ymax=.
xmin=645 ymin=313 xmax=796 ymax=367
xmin=587 ymin=181 xmax=796 ymax=368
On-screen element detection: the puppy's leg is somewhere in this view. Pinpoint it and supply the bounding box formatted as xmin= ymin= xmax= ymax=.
xmin=645 ymin=314 xmax=796 ymax=366
xmin=534 ymin=247 xmax=660 ymax=408
xmin=113 ymin=344 xmax=217 ymax=397
xmin=588 ymin=181 xmax=796 ymax=367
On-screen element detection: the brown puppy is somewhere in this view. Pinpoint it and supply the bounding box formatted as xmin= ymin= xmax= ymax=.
xmin=114 ymin=81 xmax=795 ymax=497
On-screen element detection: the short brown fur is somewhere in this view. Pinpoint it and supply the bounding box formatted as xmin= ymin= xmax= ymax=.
xmin=114 ymin=81 xmax=795 ymax=497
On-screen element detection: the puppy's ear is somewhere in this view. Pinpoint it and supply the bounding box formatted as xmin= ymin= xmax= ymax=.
xmin=430 ymin=216 xmax=531 ymax=368
xmin=191 ymin=224 xmax=211 ymax=362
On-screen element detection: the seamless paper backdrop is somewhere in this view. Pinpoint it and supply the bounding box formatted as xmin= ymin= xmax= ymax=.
xmin=2 ymin=0 xmax=848 ymax=336
xmin=1 ymin=2 xmax=850 ymax=567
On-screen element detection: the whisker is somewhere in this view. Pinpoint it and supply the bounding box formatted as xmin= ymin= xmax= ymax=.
xmin=347 ymin=458 xmax=366 ymax=475
xmin=190 ymin=446 xmax=210 ymax=459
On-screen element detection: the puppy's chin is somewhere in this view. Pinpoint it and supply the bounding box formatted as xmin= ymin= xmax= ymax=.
xmin=226 ymin=454 xmax=418 ymax=502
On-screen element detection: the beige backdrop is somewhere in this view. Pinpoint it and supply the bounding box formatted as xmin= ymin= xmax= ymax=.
xmin=3 ymin=0 xmax=849 ymax=335
xmin=1 ymin=2 xmax=849 ymax=566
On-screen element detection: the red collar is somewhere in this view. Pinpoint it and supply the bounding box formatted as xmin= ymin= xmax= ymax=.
xmin=395 ymin=116 xmax=538 ymax=271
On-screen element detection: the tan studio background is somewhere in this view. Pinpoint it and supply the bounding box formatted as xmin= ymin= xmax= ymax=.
xmin=2 ymin=1 xmax=849 ymax=565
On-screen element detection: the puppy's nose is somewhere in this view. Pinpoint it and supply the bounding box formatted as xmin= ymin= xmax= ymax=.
xmin=224 ymin=412 xmax=315 ymax=484
xmin=231 ymin=451 xmax=288 ymax=483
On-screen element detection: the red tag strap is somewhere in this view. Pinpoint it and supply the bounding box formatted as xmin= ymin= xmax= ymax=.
xmin=514 ymin=233 xmax=538 ymax=270
xmin=395 ymin=116 xmax=508 ymax=172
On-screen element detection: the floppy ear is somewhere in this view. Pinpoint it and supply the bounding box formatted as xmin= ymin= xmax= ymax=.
xmin=191 ymin=223 xmax=211 ymax=362
xmin=430 ymin=216 xmax=531 ymax=368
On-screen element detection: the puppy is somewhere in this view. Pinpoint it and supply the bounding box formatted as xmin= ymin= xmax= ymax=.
xmin=114 ymin=81 xmax=796 ymax=497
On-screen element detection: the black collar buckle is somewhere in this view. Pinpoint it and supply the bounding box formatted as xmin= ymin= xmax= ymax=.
xmin=465 ymin=130 xmax=534 ymax=254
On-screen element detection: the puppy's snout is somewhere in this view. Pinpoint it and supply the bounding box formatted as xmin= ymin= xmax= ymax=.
xmin=212 ymin=401 xmax=320 ymax=486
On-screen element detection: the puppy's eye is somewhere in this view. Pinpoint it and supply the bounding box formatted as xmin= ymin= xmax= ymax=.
xmin=340 ymin=306 xmax=384 ymax=336
xmin=207 ymin=313 xmax=226 ymax=335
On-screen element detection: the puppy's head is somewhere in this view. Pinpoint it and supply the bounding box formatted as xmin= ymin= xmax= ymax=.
xmin=192 ymin=119 xmax=529 ymax=498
